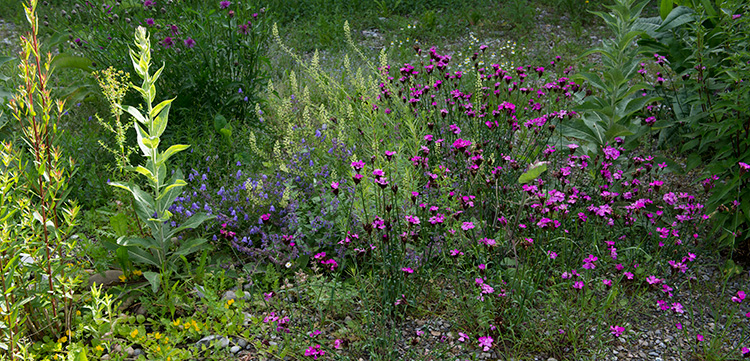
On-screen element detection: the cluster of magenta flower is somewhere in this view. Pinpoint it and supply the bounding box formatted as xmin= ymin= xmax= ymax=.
xmin=175 ymin=42 xmax=748 ymax=356
xmin=291 ymin=46 xmax=739 ymax=355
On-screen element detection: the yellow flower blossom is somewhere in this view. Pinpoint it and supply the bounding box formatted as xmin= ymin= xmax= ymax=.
xmin=94 ymin=345 xmax=104 ymax=352
xmin=172 ymin=319 xmax=181 ymax=326
xmin=130 ymin=329 xmax=139 ymax=338
xmin=133 ymin=270 xmax=142 ymax=276
xmin=119 ymin=274 xmax=127 ymax=282
xmin=154 ymin=332 xmax=162 ymax=340
xmin=57 ymin=336 xmax=68 ymax=344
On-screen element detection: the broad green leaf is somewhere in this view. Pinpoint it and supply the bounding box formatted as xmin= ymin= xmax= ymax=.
xmin=219 ymin=127 xmax=232 ymax=139
xmin=134 ymin=122 xmax=153 ymax=157
xmin=50 ymin=53 xmax=93 ymax=72
xmin=150 ymin=98 xmax=174 ymax=120
xmin=214 ymin=114 xmax=228 ymax=133
xmin=109 ymin=212 xmax=131 ymax=237
xmin=157 ymin=144 xmax=190 ymax=166
xmin=576 ymin=72 xmax=609 ymax=93
xmin=124 ymin=106 xmax=148 ymax=124
xmin=660 ymin=0 xmax=673 ymax=20
xmin=143 ymin=271 xmax=161 ymax=293
xmin=172 ymin=237 xmax=209 ymax=257
xmin=117 ymin=236 xmax=160 ymax=250
xmin=151 ymin=99 xmax=173 ymax=138
xmin=658 ymin=6 xmax=695 ymax=32
xmin=604 ymin=123 xmax=634 ymax=140
xmin=127 ymin=165 xmax=156 ymax=183
xmin=166 ymin=212 xmax=215 ymax=239
xmin=620 ymin=95 xmax=662 ymax=118
xmin=518 ymin=162 xmax=548 ymax=184
xmin=150 ymin=63 xmax=166 ymax=87
xmin=156 ymin=179 xmax=187 ymax=201
xmin=127 ymin=247 xmax=160 ymax=267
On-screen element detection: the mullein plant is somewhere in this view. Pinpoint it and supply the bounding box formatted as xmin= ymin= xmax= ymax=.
xmin=110 ymin=26 xmax=213 ymax=295
xmin=2 ymin=0 xmax=82 ymax=352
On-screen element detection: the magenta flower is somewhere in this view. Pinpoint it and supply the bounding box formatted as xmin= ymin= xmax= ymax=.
xmin=183 ymin=37 xmax=196 ymax=48
xmin=732 ymin=290 xmax=746 ymax=303
xmin=573 ymin=281 xmax=584 ymax=289
xmin=401 ymin=267 xmax=414 ymax=274
xmin=304 ymin=344 xmax=325 ymax=359
xmin=219 ymin=0 xmax=231 ymax=9
xmin=351 ymin=160 xmax=365 ymax=171
xmin=461 ymin=222 xmax=475 ymax=231
xmin=610 ymin=325 xmax=624 ymax=337
xmin=458 ymin=332 xmax=468 ymax=342
xmin=161 ymin=36 xmax=174 ymax=48
xmin=671 ymin=302 xmax=684 ymax=314
xmin=143 ymin=0 xmax=155 ymax=7
xmin=696 ymin=334 xmax=704 ymax=342
xmin=145 ymin=18 xmax=155 ymax=26
xmin=742 ymin=347 xmax=749 ymax=356
xmin=333 ymin=339 xmax=342 ymax=349
xmin=478 ymin=336 xmax=493 ymax=351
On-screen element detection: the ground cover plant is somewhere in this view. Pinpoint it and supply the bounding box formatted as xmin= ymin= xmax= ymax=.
xmin=3 ymin=0 xmax=750 ymax=360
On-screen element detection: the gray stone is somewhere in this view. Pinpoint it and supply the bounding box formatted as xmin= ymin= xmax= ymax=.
xmin=88 ymin=270 xmax=124 ymax=288
xmin=222 ymin=290 xmax=236 ymax=301
xmin=196 ymin=335 xmax=230 ymax=348
xmin=194 ymin=285 xmax=206 ymax=299
xmin=230 ymin=346 xmax=241 ymax=354
xmin=133 ymin=349 xmax=144 ymax=357
xmin=236 ymin=338 xmax=248 ymax=348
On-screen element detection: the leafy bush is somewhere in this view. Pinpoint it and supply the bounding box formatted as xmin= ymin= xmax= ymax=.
xmin=51 ymin=0 xmax=270 ymax=127
xmin=636 ymin=0 xmax=750 ymax=248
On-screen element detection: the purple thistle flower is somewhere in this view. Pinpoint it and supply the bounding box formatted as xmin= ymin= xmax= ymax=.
xmin=161 ymin=37 xmax=174 ymax=48
xmin=220 ymin=0 xmax=231 ymax=9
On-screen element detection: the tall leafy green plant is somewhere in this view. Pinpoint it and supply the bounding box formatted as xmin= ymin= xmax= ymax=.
xmin=2 ymin=0 xmax=82 ymax=350
xmin=637 ymin=0 xmax=750 ymax=247
xmin=110 ymin=26 xmax=214 ymax=294
xmin=562 ymin=0 xmax=660 ymax=155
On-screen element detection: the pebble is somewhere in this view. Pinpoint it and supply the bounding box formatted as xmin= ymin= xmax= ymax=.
xmin=230 ymin=345 xmax=241 ymax=354
xmin=195 ymin=335 xmax=230 ymax=348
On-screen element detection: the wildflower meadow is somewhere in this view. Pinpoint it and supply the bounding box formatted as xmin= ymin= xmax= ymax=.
xmin=0 ymin=0 xmax=749 ymax=359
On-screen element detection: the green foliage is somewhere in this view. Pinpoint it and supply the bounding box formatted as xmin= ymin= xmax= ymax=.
xmin=51 ymin=0 xmax=270 ymax=128
xmin=109 ymin=26 xmax=214 ymax=294
xmin=636 ymin=0 xmax=750 ymax=246
xmin=0 ymin=0 xmax=84 ymax=354
xmin=562 ymin=0 xmax=658 ymax=154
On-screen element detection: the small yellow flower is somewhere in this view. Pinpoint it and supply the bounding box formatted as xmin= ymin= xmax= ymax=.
xmin=154 ymin=332 xmax=162 ymax=340
xmin=132 ymin=270 xmax=142 ymax=276
xmin=75 ymin=310 xmax=81 ymax=316
xmin=130 ymin=329 xmax=139 ymax=338
xmin=66 ymin=329 xmax=72 ymax=336
xmin=57 ymin=336 xmax=68 ymax=344
xmin=172 ymin=319 xmax=181 ymax=326
xmin=225 ymin=299 xmax=235 ymax=308
xmin=156 ymin=346 xmax=161 ymax=352
xmin=94 ymin=345 xmax=104 ymax=352
xmin=118 ymin=274 xmax=127 ymax=282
